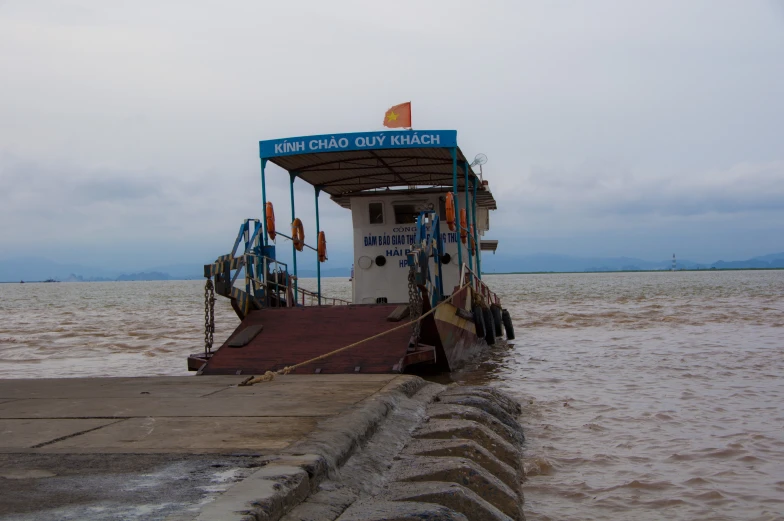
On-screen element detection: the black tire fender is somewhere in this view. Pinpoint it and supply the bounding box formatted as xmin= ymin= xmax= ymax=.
xmin=472 ymin=303 xmax=486 ymax=339
xmin=501 ymin=308 xmax=515 ymax=340
xmin=482 ymin=306 xmax=496 ymax=346
xmin=491 ymin=304 xmax=503 ymax=337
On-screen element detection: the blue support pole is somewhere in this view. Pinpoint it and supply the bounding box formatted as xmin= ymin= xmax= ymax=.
xmin=252 ymin=220 xmax=262 ymax=296
xmin=260 ymin=159 xmax=268 ymax=247
xmin=315 ymin=186 xmax=322 ymax=305
xmin=231 ymin=222 xmax=245 ymax=257
xmin=289 ymin=172 xmax=298 ymax=300
xmin=435 ymin=215 xmax=444 ymax=300
xmin=243 ymin=220 xmax=251 ymax=300
xmin=464 ymin=160 xmax=473 ymax=280
xmin=451 ymin=148 xmax=463 ymax=274
xmin=472 ymin=178 xmax=481 ymax=279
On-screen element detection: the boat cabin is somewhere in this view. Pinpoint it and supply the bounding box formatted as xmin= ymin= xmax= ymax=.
xmin=257 ymin=129 xmax=498 ymax=306
xmin=345 ymin=190 xmax=489 ymax=304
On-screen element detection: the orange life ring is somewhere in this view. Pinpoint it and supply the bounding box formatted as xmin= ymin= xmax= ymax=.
xmin=459 ymin=208 xmax=468 ymax=244
xmin=292 ymin=218 xmax=305 ymax=252
xmin=265 ymin=202 xmax=276 ymax=240
xmin=317 ymin=231 xmax=327 ymax=262
xmin=445 ymin=192 xmax=456 ymax=232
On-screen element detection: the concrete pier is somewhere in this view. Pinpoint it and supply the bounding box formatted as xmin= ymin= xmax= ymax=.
xmin=0 ymin=375 xmax=525 ymax=520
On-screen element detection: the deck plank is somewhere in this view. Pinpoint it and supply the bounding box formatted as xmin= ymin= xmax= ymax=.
xmin=202 ymin=304 xmax=412 ymax=375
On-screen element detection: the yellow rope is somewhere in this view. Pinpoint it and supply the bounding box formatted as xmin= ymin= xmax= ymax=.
xmin=238 ymin=282 xmax=472 ymax=386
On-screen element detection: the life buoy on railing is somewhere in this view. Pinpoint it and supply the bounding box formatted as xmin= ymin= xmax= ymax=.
xmin=445 ymin=192 xmax=456 ymax=232
xmin=266 ymin=202 xmax=276 ymax=240
xmin=292 ymin=218 xmax=305 ymax=252
xmin=317 ymin=231 xmax=327 ymax=262
xmin=460 ymin=208 xmax=468 ymax=244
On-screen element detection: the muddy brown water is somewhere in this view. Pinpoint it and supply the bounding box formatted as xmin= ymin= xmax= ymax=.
xmin=2 ymin=271 xmax=783 ymax=520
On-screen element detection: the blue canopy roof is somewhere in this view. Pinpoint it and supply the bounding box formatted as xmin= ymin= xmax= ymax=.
xmin=258 ymin=130 xmax=496 ymax=209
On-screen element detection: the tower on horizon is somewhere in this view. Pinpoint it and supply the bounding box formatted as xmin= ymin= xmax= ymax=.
xmin=672 ymin=254 xmax=676 ymax=271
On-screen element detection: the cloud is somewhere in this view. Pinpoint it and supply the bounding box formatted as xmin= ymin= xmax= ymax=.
xmin=1 ymin=151 xmax=210 ymax=244
xmin=1 ymin=0 xmax=783 ymax=265
xmin=0 ymin=150 xmax=354 ymax=269
xmin=493 ymin=160 xmax=784 ymax=226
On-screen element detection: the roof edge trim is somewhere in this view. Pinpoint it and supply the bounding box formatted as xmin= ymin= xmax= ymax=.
xmin=259 ymin=130 xmax=457 ymax=160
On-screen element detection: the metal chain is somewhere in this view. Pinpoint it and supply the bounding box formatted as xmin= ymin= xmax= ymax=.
xmin=408 ymin=269 xmax=422 ymax=343
xmin=204 ymin=278 xmax=215 ymax=356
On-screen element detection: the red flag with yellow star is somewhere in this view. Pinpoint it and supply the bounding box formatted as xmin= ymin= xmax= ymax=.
xmin=383 ymin=102 xmax=412 ymax=128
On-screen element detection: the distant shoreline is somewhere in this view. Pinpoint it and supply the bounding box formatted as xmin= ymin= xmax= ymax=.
xmin=486 ymin=267 xmax=784 ymax=275
xmin=1 ymin=276 xmax=352 ymax=284
xmin=5 ymin=267 xmax=783 ymax=283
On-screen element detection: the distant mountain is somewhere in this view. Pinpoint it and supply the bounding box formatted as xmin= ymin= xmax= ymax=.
xmin=750 ymin=252 xmax=784 ymax=262
xmin=481 ymin=252 xmax=783 ymax=273
xmin=711 ymin=259 xmax=771 ymax=269
xmin=711 ymin=252 xmax=784 ymax=269
xmin=115 ymin=272 xmax=172 ymax=281
xmin=748 ymin=253 xmax=784 ymax=268
xmin=64 ymin=274 xmax=114 ymax=282
xmin=141 ymin=263 xmax=205 ymax=279
xmin=481 ymin=254 xmax=684 ymax=273
xmin=3 ymin=251 xmax=782 ymax=282
xmin=0 ymin=257 xmax=179 ymax=282
xmin=0 ymin=256 xmax=352 ymax=282
xmin=0 ymin=257 xmax=120 ymax=282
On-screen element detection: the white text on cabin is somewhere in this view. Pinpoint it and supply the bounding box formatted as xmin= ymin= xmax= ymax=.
xmin=273 ymin=133 xmax=443 ymax=154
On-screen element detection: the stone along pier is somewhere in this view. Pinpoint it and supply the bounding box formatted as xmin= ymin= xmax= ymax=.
xmin=0 ymin=375 xmax=525 ymax=520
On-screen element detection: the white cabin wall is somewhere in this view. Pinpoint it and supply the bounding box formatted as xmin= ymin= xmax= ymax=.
xmin=477 ymin=208 xmax=490 ymax=233
xmin=350 ymin=192 xmax=480 ymax=304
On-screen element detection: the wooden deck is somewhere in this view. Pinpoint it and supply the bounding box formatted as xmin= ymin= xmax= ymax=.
xmin=200 ymin=304 xmax=413 ymax=375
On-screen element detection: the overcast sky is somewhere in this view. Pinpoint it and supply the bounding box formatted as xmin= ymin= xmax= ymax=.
xmin=2 ymin=0 xmax=783 ymax=270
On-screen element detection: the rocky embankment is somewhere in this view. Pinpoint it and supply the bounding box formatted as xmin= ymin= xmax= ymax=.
xmin=207 ymin=379 xmax=526 ymax=521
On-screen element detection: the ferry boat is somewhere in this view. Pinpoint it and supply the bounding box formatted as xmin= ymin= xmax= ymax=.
xmin=188 ymin=129 xmax=514 ymax=375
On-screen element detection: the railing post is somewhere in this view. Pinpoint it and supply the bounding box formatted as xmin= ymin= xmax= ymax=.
xmin=434 ymin=214 xmax=444 ymax=300
xmin=464 ymin=160 xmax=473 ymax=281
xmin=315 ymin=185 xmax=322 ymax=305
xmin=289 ymin=172 xmax=298 ymax=300
xmin=260 ymin=159 xmax=268 ymax=247
xmin=451 ymin=148 xmax=463 ymax=273
xmin=245 ymin=254 xmax=251 ymax=309
xmin=263 ymin=256 xmax=268 ymax=306
xmin=472 ymin=177 xmax=481 ymax=279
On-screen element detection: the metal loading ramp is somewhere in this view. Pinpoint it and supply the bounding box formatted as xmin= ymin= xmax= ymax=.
xmin=200 ymin=304 xmax=415 ymax=375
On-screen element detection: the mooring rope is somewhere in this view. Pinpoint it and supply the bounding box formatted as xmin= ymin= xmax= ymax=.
xmin=238 ymin=282 xmax=472 ymax=386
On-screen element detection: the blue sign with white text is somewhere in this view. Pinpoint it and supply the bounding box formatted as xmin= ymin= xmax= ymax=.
xmin=259 ymin=130 xmax=457 ymax=159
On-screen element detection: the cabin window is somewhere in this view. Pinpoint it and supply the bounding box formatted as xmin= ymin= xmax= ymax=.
xmin=394 ymin=204 xmax=417 ymax=224
xmin=368 ymin=202 xmax=384 ymax=224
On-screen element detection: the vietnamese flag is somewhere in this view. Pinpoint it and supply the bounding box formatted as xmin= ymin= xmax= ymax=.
xmin=383 ymin=102 xmax=412 ymax=128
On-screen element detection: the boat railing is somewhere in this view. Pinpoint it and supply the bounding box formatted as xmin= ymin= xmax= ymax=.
xmin=241 ymin=254 xmax=349 ymax=307
xmin=294 ymin=285 xmax=351 ymax=306
xmin=250 ymin=254 xmax=290 ymax=308
xmin=459 ymin=264 xmax=500 ymax=306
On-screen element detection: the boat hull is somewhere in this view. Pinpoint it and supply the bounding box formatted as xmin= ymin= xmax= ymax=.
xmin=418 ymin=284 xmax=486 ymax=372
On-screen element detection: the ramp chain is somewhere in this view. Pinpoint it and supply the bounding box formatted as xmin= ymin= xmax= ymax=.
xmin=408 ymin=270 xmax=422 ymax=345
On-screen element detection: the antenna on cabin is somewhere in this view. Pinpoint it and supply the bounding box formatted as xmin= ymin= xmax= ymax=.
xmin=470 ymin=153 xmax=488 ymax=182
xmin=470 ymin=153 xmax=487 ymax=167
